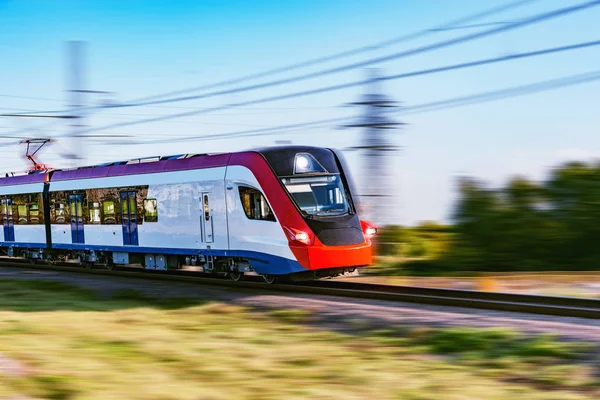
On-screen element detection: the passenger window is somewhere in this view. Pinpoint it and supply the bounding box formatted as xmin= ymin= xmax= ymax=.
xmin=55 ymin=203 xmax=67 ymax=224
xmin=238 ymin=186 xmax=275 ymax=222
xmin=17 ymin=204 xmax=28 ymax=224
xmin=144 ymin=199 xmax=158 ymax=222
xmin=103 ymin=201 xmax=116 ymax=224
xmin=29 ymin=203 xmax=40 ymax=224
xmin=89 ymin=202 xmax=101 ymax=224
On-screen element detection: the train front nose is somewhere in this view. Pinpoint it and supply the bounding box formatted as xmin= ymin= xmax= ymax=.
xmin=287 ymin=220 xmax=375 ymax=271
xmin=255 ymin=145 xmax=376 ymax=274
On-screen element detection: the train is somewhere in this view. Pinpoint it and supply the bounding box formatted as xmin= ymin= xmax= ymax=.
xmin=0 ymin=145 xmax=376 ymax=283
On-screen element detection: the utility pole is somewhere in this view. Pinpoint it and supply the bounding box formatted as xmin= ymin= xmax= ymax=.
xmin=66 ymin=40 xmax=87 ymax=168
xmin=343 ymin=69 xmax=403 ymax=227
xmin=65 ymin=41 xmax=113 ymax=167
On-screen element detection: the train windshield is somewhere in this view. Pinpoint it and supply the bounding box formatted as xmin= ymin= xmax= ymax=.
xmin=281 ymin=175 xmax=350 ymax=217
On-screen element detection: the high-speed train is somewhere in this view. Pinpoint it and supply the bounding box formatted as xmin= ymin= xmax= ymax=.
xmin=0 ymin=146 xmax=376 ymax=282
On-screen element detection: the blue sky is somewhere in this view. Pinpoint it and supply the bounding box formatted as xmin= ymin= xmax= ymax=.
xmin=1 ymin=0 xmax=599 ymax=225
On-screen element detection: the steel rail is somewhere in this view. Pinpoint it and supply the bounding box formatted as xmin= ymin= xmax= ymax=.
xmin=0 ymin=259 xmax=598 ymax=319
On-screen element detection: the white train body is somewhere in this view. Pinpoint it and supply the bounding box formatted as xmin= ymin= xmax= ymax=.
xmin=0 ymin=146 xmax=375 ymax=280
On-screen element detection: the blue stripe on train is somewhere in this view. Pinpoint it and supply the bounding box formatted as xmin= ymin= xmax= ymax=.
xmin=0 ymin=242 xmax=306 ymax=275
xmin=0 ymin=242 xmax=47 ymax=249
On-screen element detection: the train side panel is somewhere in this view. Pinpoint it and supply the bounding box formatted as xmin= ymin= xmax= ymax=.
xmin=225 ymin=165 xmax=304 ymax=275
xmin=141 ymin=170 xmax=226 ymax=252
xmin=0 ymin=182 xmax=47 ymax=249
xmin=48 ymin=167 xmax=228 ymax=254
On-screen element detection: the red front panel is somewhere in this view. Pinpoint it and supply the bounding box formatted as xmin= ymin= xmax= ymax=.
xmin=291 ymin=242 xmax=372 ymax=270
xmin=229 ymin=151 xmax=374 ymax=271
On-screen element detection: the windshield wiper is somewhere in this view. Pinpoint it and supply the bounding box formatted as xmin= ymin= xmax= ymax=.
xmin=314 ymin=209 xmax=346 ymax=216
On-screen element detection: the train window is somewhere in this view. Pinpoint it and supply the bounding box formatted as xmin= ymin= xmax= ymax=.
xmin=54 ymin=203 xmax=67 ymax=224
xmin=144 ymin=199 xmax=158 ymax=222
xmin=238 ymin=186 xmax=275 ymax=222
xmin=103 ymin=201 xmax=116 ymax=224
xmin=129 ymin=196 xmax=136 ymax=220
xmin=17 ymin=204 xmax=28 ymax=224
xmin=88 ymin=202 xmax=101 ymax=224
xmin=203 ymin=195 xmax=210 ymax=221
xmin=29 ymin=203 xmax=40 ymax=224
xmin=0 ymin=199 xmax=6 ymax=224
xmin=7 ymin=194 xmax=44 ymax=225
xmin=50 ymin=191 xmax=70 ymax=224
xmin=281 ymin=175 xmax=350 ymax=216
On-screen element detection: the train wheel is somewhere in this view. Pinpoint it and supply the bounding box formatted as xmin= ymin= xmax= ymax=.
xmin=229 ymin=271 xmax=243 ymax=281
xmin=262 ymin=274 xmax=276 ymax=284
xmin=100 ymin=256 xmax=115 ymax=271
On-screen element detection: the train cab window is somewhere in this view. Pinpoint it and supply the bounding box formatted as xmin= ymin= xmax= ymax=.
xmin=281 ymin=175 xmax=350 ymax=217
xmin=238 ymin=186 xmax=275 ymax=222
xmin=89 ymin=202 xmax=101 ymax=224
xmin=144 ymin=199 xmax=158 ymax=222
xmin=103 ymin=201 xmax=116 ymax=224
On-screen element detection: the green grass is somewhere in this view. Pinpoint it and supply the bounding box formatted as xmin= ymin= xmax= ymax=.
xmin=0 ymin=278 xmax=597 ymax=399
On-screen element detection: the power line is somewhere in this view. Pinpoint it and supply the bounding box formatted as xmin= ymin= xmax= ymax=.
xmin=105 ymin=69 xmax=600 ymax=146
xmin=131 ymin=0 xmax=539 ymax=103
xmin=107 ymin=0 xmax=600 ymax=109
xmin=13 ymin=0 xmax=577 ymax=119
xmin=428 ymin=21 xmax=512 ymax=32
xmin=97 ymin=116 xmax=352 ymax=146
xmin=70 ymin=37 xmax=600 ymax=135
xmin=0 ymin=94 xmax=62 ymax=102
xmin=3 ymin=37 xmax=597 ymax=144
xmin=398 ymin=69 xmax=600 ymax=116
xmin=0 ymin=113 xmax=74 ymax=118
xmin=2 ymin=69 xmax=598 ymax=158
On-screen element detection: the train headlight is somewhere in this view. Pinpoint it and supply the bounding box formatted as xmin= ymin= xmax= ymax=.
xmin=295 ymin=232 xmax=309 ymax=242
xmin=360 ymin=220 xmax=378 ymax=239
xmin=295 ymin=155 xmax=310 ymax=170
xmin=293 ymin=153 xmax=326 ymax=174
xmin=283 ymin=226 xmax=314 ymax=245
xmin=365 ymin=227 xmax=377 ymax=236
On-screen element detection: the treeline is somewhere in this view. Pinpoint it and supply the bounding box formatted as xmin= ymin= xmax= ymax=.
xmin=377 ymin=161 xmax=600 ymax=273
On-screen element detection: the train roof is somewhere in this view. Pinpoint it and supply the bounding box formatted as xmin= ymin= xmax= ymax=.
xmin=0 ymin=146 xmax=336 ymax=186
xmin=0 ymin=171 xmax=48 ymax=187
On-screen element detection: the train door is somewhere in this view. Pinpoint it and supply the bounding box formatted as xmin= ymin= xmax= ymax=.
xmin=120 ymin=191 xmax=139 ymax=246
xmin=200 ymin=192 xmax=213 ymax=243
xmin=68 ymin=194 xmax=85 ymax=244
xmin=1 ymin=198 xmax=15 ymax=242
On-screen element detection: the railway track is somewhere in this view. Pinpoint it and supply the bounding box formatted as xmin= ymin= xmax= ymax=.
xmin=0 ymin=258 xmax=598 ymax=319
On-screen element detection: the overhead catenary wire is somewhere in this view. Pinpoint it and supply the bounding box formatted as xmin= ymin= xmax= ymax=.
xmin=131 ymin=0 xmax=539 ymax=103
xmin=102 ymin=0 xmax=600 ymax=109
xmin=108 ymin=69 xmax=600 ymax=145
xmin=398 ymin=69 xmax=600 ymax=116
xmin=63 ymin=37 xmax=600 ymax=136
xmin=11 ymin=0 xmax=588 ymax=119
xmin=2 ymin=70 xmax=599 ymax=170
xmin=0 ymin=94 xmax=63 ymax=102
xmin=3 ymin=37 xmax=598 ymax=144
xmin=96 ymin=116 xmax=352 ymax=145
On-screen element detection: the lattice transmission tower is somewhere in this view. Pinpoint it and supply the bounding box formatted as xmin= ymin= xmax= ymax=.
xmin=343 ymin=69 xmax=403 ymax=227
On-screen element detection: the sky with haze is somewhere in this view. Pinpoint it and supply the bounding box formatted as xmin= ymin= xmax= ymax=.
xmin=1 ymin=0 xmax=599 ymax=225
